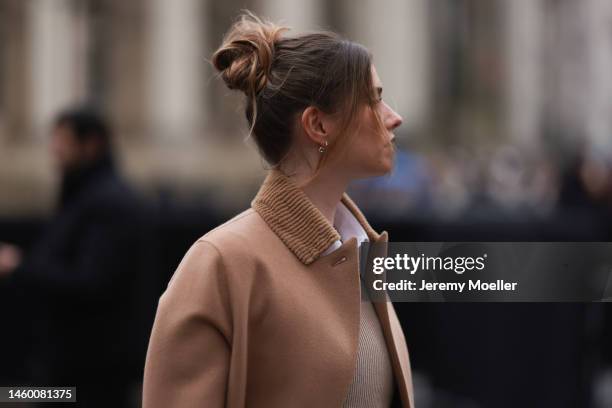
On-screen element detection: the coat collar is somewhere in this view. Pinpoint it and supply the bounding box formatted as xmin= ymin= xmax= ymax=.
xmin=251 ymin=169 xmax=381 ymax=265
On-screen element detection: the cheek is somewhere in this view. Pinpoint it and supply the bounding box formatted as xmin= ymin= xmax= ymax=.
xmin=344 ymin=134 xmax=393 ymax=175
xmin=368 ymin=130 xmax=395 ymax=171
xmin=51 ymin=140 xmax=66 ymax=162
xmin=52 ymin=140 xmax=79 ymax=167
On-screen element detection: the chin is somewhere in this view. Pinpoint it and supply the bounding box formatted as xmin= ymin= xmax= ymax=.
xmin=368 ymin=161 xmax=393 ymax=177
xmin=379 ymin=154 xmax=395 ymax=174
xmin=353 ymin=154 xmax=394 ymax=178
xmin=379 ymin=162 xmax=394 ymax=175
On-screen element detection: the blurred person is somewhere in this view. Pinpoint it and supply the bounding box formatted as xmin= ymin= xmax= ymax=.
xmin=143 ymin=12 xmax=413 ymax=408
xmin=0 ymin=107 xmax=148 ymax=407
xmin=558 ymin=148 xmax=602 ymax=211
xmin=0 ymin=243 xmax=22 ymax=276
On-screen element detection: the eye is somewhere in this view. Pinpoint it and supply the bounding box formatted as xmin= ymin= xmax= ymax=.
xmin=374 ymin=96 xmax=384 ymax=108
xmin=374 ymin=86 xmax=383 ymax=104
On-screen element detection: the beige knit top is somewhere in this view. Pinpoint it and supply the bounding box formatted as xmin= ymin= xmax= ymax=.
xmin=324 ymin=203 xmax=395 ymax=407
xmin=342 ymin=279 xmax=395 ymax=407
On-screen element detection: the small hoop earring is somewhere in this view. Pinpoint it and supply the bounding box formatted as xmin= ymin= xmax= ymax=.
xmin=318 ymin=140 xmax=328 ymax=154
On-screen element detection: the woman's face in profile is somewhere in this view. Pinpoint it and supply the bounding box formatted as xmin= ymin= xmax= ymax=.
xmin=336 ymin=65 xmax=403 ymax=179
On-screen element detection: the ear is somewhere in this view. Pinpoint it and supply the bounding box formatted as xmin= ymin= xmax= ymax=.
xmin=300 ymin=106 xmax=331 ymax=146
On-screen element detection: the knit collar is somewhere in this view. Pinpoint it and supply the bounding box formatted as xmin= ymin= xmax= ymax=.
xmin=251 ymin=169 xmax=381 ymax=265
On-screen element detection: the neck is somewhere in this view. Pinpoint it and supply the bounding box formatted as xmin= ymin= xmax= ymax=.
xmin=286 ymin=165 xmax=349 ymax=225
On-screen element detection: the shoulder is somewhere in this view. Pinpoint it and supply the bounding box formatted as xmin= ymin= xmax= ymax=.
xmin=167 ymin=208 xmax=274 ymax=289
xmin=196 ymin=208 xmax=272 ymax=251
xmin=182 ymin=208 xmax=276 ymax=269
xmin=161 ymin=209 xmax=275 ymax=337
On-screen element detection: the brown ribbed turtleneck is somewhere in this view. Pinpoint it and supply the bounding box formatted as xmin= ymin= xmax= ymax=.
xmin=251 ymin=169 xmax=380 ymax=265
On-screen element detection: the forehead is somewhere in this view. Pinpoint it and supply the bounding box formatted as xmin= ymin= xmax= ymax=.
xmin=371 ymin=65 xmax=382 ymax=86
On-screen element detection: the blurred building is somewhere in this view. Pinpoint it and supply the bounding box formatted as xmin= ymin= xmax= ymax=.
xmin=1 ymin=0 xmax=612 ymax=216
xmin=2 ymin=3 xmax=612 ymax=408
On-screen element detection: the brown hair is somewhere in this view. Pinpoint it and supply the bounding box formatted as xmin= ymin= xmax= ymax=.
xmin=212 ymin=11 xmax=383 ymax=169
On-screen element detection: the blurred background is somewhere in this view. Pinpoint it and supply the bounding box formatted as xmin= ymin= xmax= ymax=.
xmin=1 ymin=0 xmax=612 ymax=407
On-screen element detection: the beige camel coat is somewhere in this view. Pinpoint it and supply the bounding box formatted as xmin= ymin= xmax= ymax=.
xmin=142 ymin=169 xmax=414 ymax=407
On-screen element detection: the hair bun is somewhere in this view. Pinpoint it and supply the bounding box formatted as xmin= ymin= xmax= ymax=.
xmin=212 ymin=12 xmax=288 ymax=95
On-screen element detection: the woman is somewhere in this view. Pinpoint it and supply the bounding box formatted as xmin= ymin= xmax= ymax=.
xmin=143 ymin=12 xmax=414 ymax=408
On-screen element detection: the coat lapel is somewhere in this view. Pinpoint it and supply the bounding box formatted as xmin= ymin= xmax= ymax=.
xmin=311 ymin=237 xmax=362 ymax=405
xmin=368 ymin=231 xmax=413 ymax=408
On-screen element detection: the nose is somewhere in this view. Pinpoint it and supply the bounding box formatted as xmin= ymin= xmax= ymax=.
xmin=384 ymin=103 xmax=403 ymax=130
